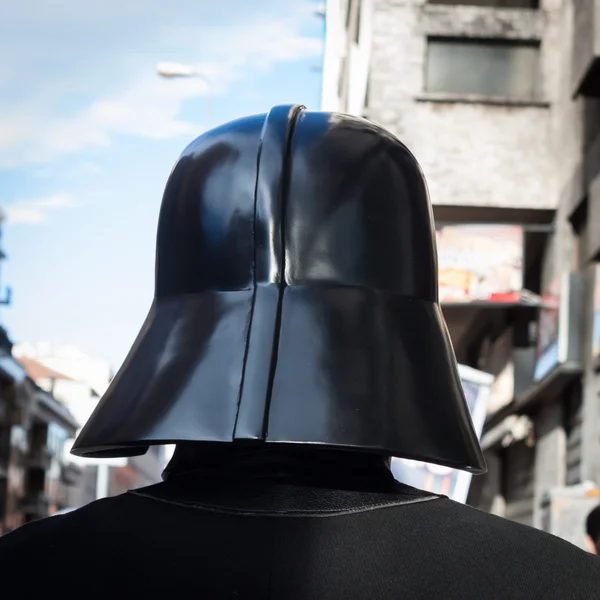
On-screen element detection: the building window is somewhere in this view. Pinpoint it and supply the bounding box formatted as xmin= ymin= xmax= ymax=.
xmin=428 ymin=0 xmax=538 ymax=7
xmin=425 ymin=38 xmax=541 ymax=101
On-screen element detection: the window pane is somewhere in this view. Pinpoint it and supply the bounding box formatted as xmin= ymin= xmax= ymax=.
xmin=426 ymin=39 xmax=540 ymax=100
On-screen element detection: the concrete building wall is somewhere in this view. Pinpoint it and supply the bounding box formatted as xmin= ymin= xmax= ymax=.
xmin=549 ymin=0 xmax=584 ymax=200
xmin=467 ymin=450 xmax=506 ymax=516
xmin=322 ymin=0 xmax=600 ymax=538
xmin=347 ymin=0 xmax=374 ymax=115
xmin=537 ymin=0 xmax=600 ymax=495
xmin=503 ymin=440 xmax=536 ymax=526
xmin=322 ymin=0 xmax=347 ymax=111
xmin=322 ymin=0 xmax=373 ymax=113
xmin=532 ymin=403 xmax=566 ymax=528
xmin=578 ymin=240 xmax=600 ymax=485
xmin=356 ymin=0 xmax=564 ymax=209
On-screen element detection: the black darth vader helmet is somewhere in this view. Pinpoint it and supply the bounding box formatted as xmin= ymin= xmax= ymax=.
xmin=72 ymin=105 xmax=486 ymax=474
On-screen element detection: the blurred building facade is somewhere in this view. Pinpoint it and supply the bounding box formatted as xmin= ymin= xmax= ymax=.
xmin=14 ymin=342 xmax=167 ymax=507
xmin=322 ymin=0 xmax=600 ymax=544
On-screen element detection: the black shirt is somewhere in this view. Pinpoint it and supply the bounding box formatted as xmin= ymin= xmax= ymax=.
xmin=1 ymin=472 xmax=599 ymax=599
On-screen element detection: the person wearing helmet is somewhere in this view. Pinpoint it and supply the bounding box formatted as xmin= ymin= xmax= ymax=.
xmin=1 ymin=106 xmax=599 ymax=598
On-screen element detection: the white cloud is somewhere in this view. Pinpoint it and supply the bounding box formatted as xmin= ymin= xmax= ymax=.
xmin=0 ymin=1 xmax=322 ymax=169
xmin=5 ymin=194 xmax=78 ymax=225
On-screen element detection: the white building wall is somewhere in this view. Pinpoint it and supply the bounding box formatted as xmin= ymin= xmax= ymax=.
xmin=321 ymin=0 xmax=373 ymax=115
xmin=347 ymin=0 xmax=373 ymax=115
xmin=321 ymin=0 xmax=346 ymax=111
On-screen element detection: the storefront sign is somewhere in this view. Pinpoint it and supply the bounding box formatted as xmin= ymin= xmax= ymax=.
xmin=391 ymin=364 xmax=493 ymax=504
xmin=534 ymin=275 xmax=565 ymax=382
xmin=436 ymin=224 xmax=524 ymax=303
xmin=593 ymin=264 xmax=600 ymax=363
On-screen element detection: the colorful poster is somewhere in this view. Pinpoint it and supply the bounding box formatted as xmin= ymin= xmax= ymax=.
xmin=593 ymin=264 xmax=600 ymax=361
xmin=391 ymin=365 xmax=493 ymax=503
xmin=436 ymin=224 xmax=524 ymax=303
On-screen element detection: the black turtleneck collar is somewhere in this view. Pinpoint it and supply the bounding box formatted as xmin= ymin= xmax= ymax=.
xmin=162 ymin=442 xmax=397 ymax=494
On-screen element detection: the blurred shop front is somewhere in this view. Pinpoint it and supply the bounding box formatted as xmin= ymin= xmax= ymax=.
xmin=439 ymin=197 xmax=600 ymax=550
xmin=391 ymin=213 xmax=552 ymax=516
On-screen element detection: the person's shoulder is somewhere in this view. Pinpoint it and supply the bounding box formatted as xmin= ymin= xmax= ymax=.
xmin=0 ymin=492 xmax=138 ymax=561
xmin=376 ymin=496 xmax=600 ymax=598
xmin=436 ymin=498 xmax=600 ymax=574
xmin=0 ymin=508 xmax=63 ymax=552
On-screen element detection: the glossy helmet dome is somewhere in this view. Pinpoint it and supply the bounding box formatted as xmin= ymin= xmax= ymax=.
xmin=72 ymin=105 xmax=486 ymax=475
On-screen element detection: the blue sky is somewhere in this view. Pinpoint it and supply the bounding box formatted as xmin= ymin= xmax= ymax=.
xmin=1 ymin=1 xmax=324 ymax=370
